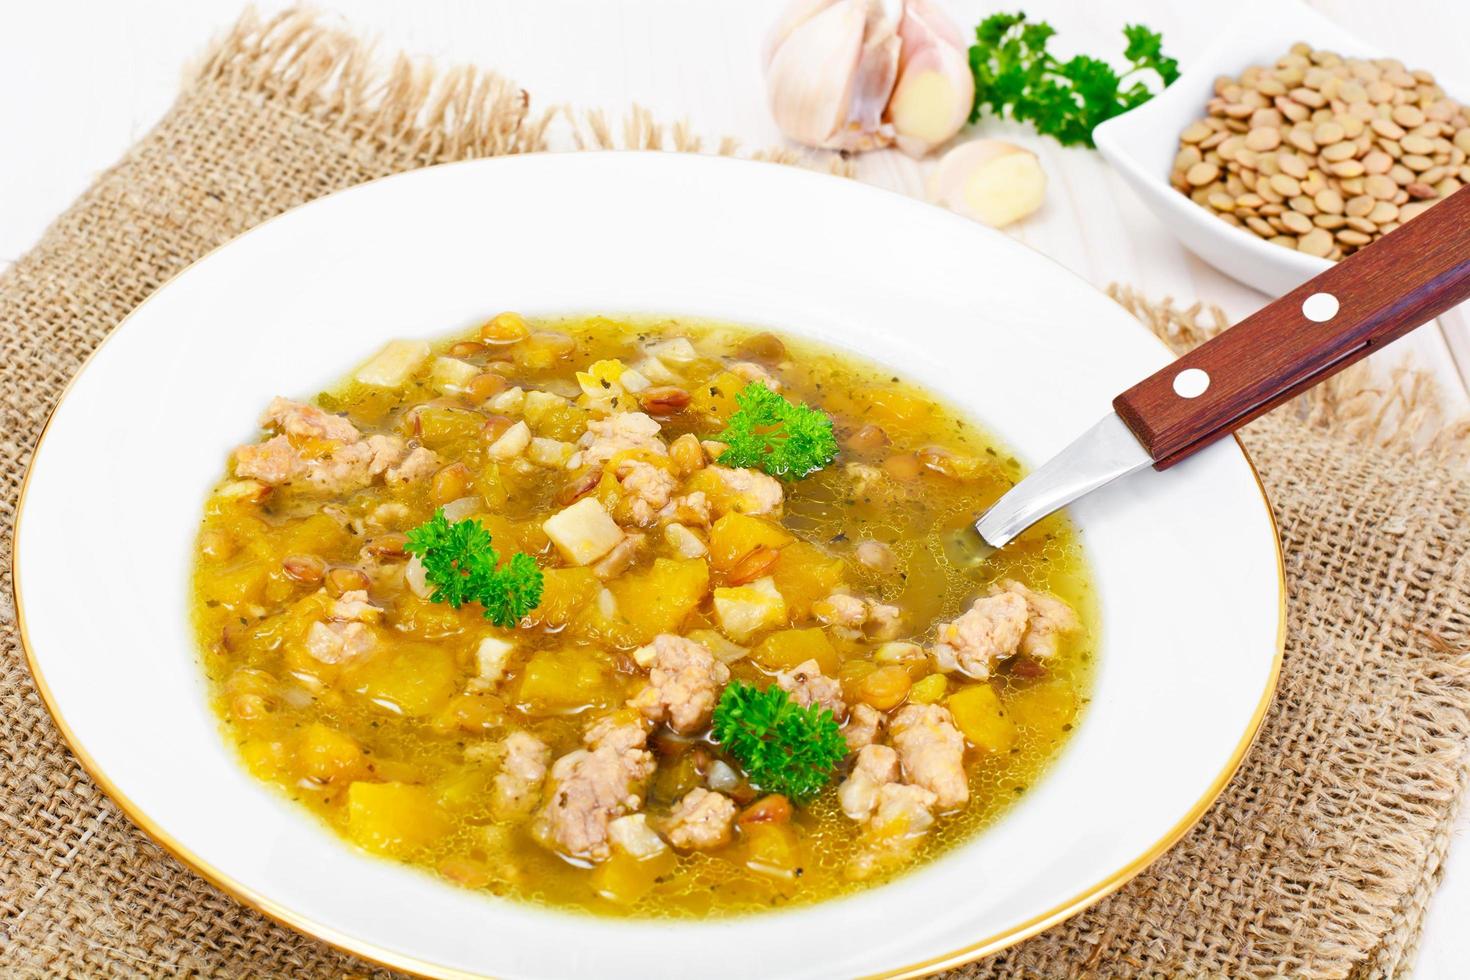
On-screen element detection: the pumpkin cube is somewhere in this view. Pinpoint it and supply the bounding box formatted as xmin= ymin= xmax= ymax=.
xmin=198 ymin=563 xmax=269 ymax=608
xmin=346 ymin=781 xmax=449 ymax=856
xmin=908 ymin=673 xmax=948 ymax=704
xmin=852 ymin=385 xmax=934 ymax=429
xmin=591 ymin=849 xmax=675 ymax=906
xmin=277 ymin=513 xmax=350 ymax=557
xmin=688 ymin=370 xmax=746 ymax=422
xmin=415 ymin=405 xmax=484 ymax=451
xmin=536 ymin=566 xmax=602 ymax=629
xmin=769 ymin=541 xmax=845 ymax=618
xmin=742 ymin=822 xmax=802 ymax=880
xmin=515 ymin=648 xmax=620 ymax=713
xmin=752 ymin=628 xmax=838 ymax=675
xmin=294 ymin=723 xmax=365 ymax=784
xmin=341 ymin=641 xmax=458 ymax=717
xmin=947 ymin=684 xmax=1017 ymax=754
xmin=1005 ymin=680 xmax=1079 ymax=742
xmin=604 ymin=558 xmax=710 ymax=644
xmin=714 ymin=576 xmax=788 ymax=642
xmin=238 ymin=739 xmax=290 ymax=781
xmin=708 ymin=513 xmax=794 ymax=571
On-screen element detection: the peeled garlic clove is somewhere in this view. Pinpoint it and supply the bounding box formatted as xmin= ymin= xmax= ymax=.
xmin=765 ymin=0 xmax=901 ymax=152
xmin=931 ymin=140 xmax=1047 ymax=228
xmin=888 ymin=0 xmax=975 ymax=157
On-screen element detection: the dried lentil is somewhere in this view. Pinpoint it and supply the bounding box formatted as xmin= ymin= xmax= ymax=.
xmin=1171 ymin=43 xmax=1469 ymax=257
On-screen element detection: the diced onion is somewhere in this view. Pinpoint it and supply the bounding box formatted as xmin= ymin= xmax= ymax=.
xmin=280 ymin=686 xmax=315 ymax=709
xmin=664 ymin=523 xmax=708 ymax=559
xmin=489 ymin=387 xmax=526 ymax=413
xmin=619 ymin=368 xmax=652 ymax=393
xmin=707 ymin=760 xmax=740 ymax=793
xmin=488 ymin=420 xmax=532 ymax=460
xmin=649 ymin=337 xmax=698 ymax=364
xmin=632 ymin=356 xmax=679 ymax=384
xmin=405 ymin=554 xmax=433 ymax=598
xmin=440 ymin=496 xmax=482 ymax=522
xmin=687 ymin=629 xmax=749 ymax=665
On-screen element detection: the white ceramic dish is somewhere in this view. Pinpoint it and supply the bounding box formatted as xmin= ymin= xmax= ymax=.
xmin=14 ymin=152 xmax=1283 ymax=979
xmin=1094 ymin=0 xmax=1467 ymax=298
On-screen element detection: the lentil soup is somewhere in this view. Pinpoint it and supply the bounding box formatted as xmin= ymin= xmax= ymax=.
xmin=191 ymin=314 xmax=1096 ymax=917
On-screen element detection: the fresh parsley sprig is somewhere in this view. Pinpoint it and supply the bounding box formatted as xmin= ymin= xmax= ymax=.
xmin=968 ymin=12 xmax=1180 ymax=148
xmin=715 ymin=382 xmax=839 ymax=481
xmin=404 ymin=510 xmax=543 ymax=628
xmin=711 ymin=681 xmax=847 ymax=802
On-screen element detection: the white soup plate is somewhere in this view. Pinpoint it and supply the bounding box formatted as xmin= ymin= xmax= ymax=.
xmin=15 ymin=152 xmax=1283 ymax=979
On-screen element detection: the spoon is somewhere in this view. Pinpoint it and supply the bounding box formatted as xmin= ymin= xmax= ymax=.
xmin=955 ymin=184 xmax=1470 ymax=561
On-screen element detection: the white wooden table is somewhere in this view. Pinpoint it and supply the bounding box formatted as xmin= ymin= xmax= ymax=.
xmin=3 ymin=1 xmax=1467 ymax=974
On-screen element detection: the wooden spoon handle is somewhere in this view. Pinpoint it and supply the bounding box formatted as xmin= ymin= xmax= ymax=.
xmin=1113 ymin=185 xmax=1470 ymax=469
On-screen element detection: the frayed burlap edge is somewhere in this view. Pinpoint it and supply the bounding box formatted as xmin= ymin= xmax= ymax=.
xmin=187 ymin=7 xmax=856 ymax=177
xmin=554 ymin=103 xmax=857 ymax=176
xmin=185 ymin=9 xmax=548 ymax=166
xmin=191 ymin=8 xmax=549 ymax=161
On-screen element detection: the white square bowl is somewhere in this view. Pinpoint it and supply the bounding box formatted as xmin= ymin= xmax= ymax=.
xmin=1093 ymin=0 xmax=1467 ymax=298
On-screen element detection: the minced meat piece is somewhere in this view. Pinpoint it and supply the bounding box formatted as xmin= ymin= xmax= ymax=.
xmin=890 ymin=704 xmax=968 ymax=810
xmin=929 ymin=591 xmax=1028 ymax=680
xmin=665 ymin=788 xmax=737 ymax=849
xmin=628 ymin=635 xmax=731 ymax=734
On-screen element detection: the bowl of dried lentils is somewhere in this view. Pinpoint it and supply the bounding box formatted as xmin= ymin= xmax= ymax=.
xmin=1093 ymin=0 xmax=1468 ymax=296
xmin=1174 ymin=46 xmax=1466 ymax=261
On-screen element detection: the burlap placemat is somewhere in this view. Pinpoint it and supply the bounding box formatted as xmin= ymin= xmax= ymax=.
xmin=4 ymin=10 xmax=1470 ymax=978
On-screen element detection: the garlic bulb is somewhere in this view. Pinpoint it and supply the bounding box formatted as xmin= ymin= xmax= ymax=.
xmin=930 ymin=140 xmax=1047 ymax=228
xmin=764 ymin=0 xmax=971 ymax=157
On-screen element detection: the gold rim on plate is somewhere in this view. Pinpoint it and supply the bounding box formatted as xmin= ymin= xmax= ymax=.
xmin=10 ymin=159 xmax=1288 ymax=980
